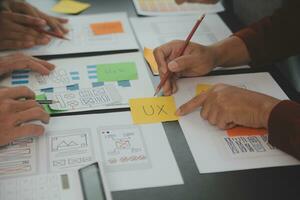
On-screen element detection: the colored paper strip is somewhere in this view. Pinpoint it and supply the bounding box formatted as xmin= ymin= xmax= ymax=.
xmin=90 ymin=21 xmax=124 ymax=35
xmin=227 ymin=127 xmax=267 ymax=137
xmin=144 ymin=47 xmax=159 ymax=75
xmin=96 ymin=62 xmax=138 ymax=82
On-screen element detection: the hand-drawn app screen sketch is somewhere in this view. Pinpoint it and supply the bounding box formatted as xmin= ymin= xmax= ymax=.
xmin=47 ymin=129 xmax=94 ymax=172
xmin=98 ymin=125 xmax=151 ymax=172
xmin=0 ymin=138 xmax=37 ymax=178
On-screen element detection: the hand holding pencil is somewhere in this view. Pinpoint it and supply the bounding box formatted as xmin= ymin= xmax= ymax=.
xmin=0 ymin=1 xmax=68 ymax=50
xmin=154 ymin=14 xmax=219 ymax=96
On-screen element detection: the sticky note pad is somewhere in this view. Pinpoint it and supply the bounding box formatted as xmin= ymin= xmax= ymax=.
xmin=52 ymin=0 xmax=90 ymax=14
xmin=90 ymin=21 xmax=124 ymax=35
xmin=96 ymin=62 xmax=138 ymax=82
xmin=129 ymin=96 xmax=179 ymax=124
xmin=144 ymin=47 xmax=159 ymax=75
xmin=227 ymin=127 xmax=267 ymax=137
xmin=195 ymin=84 xmax=212 ymax=95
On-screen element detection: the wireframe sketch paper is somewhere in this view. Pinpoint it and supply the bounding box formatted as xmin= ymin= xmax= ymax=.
xmin=0 ymin=52 xmax=155 ymax=113
xmin=131 ymin=14 xmax=231 ymax=49
xmin=173 ymin=72 xmax=300 ymax=173
xmin=0 ymin=12 xmax=138 ymax=56
xmin=0 ymin=112 xmax=183 ymax=199
xmin=47 ymin=85 xmax=122 ymax=111
xmin=133 ymin=0 xmax=224 ymax=16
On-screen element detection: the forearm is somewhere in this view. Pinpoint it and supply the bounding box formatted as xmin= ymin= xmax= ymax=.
xmin=268 ymin=100 xmax=300 ymax=160
xmin=211 ymin=36 xmax=251 ymax=68
xmin=233 ymin=0 xmax=300 ymax=66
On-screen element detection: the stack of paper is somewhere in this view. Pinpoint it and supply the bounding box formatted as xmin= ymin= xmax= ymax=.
xmin=133 ymin=0 xmax=224 ymax=16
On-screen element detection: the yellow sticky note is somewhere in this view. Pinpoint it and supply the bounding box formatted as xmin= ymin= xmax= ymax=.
xmin=195 ymin=84 xmax=212 ymax=95
xmin=52 ymin=0 xmax=90 ymax=14
xmin=129 ymin=96 xmax=179 ymax=124
xmin=90 ymin=21 xmax=124 ymax=35
xmin=144 ymin=47 xmax=159 ymax=75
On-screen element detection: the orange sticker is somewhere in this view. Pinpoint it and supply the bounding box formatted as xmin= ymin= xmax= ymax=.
xmin=90 ymin=21 xmax=124 ymax=35
xmin=227 ymin=127 xmax=267 ymax=137
xmin=144 ymin=47 xmax=159 ymax=75
xmin=195 ymin=84 xmax=212 ymax=95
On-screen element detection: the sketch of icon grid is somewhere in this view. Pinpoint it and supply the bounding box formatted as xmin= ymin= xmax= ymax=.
xmin=51 ymin=132 xmax=88 ymax=152
xmin=35 ymin=69 xmax=71 ymax=85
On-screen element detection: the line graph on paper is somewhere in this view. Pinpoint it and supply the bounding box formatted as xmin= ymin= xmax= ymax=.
xmin=48 ymin=129 xmax=94 ymax=172
xmin=0 ymin=138 xmax=37 ymax=177
xmin=51 ymin=133 xmax=88 ymax=152
xmin=98 ymin=125 xmax=151 ymax=172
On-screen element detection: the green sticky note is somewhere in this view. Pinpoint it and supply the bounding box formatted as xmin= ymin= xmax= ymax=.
xmin=96 ymin=62 xmax=138 ymax=82
xmin=35 ymin=94 xmax=63 ymax=114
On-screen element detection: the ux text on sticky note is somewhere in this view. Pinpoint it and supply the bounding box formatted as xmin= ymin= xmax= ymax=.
xmin=129 ymin=96 xmax=179 ymax=124
xmin=96 ymin=62 xmax=138 ymax=82
xmin=90 ymin=21 xmax=124 ymax=35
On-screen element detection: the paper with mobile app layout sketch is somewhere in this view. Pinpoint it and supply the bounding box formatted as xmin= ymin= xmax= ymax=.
xmin=0 ymin=111 xmax=183 ymax=196
xmin=174 ymin=72 xmax=300 ymax=174
xmin=20 ymin=52 xmax=155 ymax=113
xmin=0 ymin=12 xmax=138 ymax=57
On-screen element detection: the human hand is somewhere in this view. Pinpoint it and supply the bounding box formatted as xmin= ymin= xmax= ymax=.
xmin=154 ymin=40 xmax=217 ymax=95
xmin=5 ymin=1 xmax=68 ymax=35
xmin=175 ymin=0 xmax=219 ymax=5
xmin=0 ymin=86 xmax=50 ymax=146
xmin=176 ymin=84 xmax=280 ymax=129
xmin=0 ymin=53 xmax=55 ymax=75
xmin=0 ymin=11 xmax=52 ymax=50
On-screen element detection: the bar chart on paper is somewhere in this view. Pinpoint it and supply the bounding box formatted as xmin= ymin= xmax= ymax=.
xmin=11 ymin=70 xmax=30 ymax=86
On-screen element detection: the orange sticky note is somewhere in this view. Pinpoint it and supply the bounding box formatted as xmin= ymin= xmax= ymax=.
xmin=227 ymin=127 xmax=267 ymax=137
xmin=144 ymin=47 xmax=159 ymax=75
xmin=195 ymin=84 xmax=212 ymax=95
xmin=90 ymin=21 xmax=124 ymax=35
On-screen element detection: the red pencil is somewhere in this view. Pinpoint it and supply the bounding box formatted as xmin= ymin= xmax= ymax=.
xmin=35 ymin=27 xmax=70 ymax=40
xmin=154 ymin=14 xmax=206 ymax=96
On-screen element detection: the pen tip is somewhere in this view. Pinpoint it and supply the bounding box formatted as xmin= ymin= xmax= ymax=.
xmin=153 ymin=88 xmax=160 ymax=96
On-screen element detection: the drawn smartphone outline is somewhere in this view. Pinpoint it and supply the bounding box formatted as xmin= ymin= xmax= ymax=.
xmin=78 ymin=162 xmax=113 ymax=200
